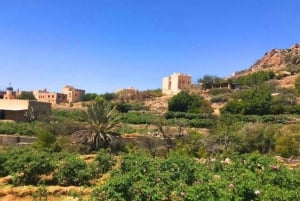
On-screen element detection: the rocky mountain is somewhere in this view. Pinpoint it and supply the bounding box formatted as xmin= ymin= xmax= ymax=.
xmin=233 ymin=43 xmax=300 ymax=77
xmin=229 ymin=43 xmax=300 ymax=88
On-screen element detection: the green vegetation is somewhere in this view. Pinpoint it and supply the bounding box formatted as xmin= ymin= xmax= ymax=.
xmin=54 ymin=154 xmax=94 ymax=186
xmin=0 ymin=121 xmax=41 ymax=135
xmin=80 ymin=98 xmax=120 ymax=150
xmin=1 ymin=70 xmax=300 ymax=200
xmin=92 ymin=151 xmax=300 ymax=201
xmin=18 ymin=91 xmax=37 ymax=100
xmin=222 ymin=86 xmax=272 ymax=115
xmin=295 ymin=75 xmax=300 ymax=94
xmin=198 ymin=75 xmax=226 ymax=89
xmin=121 ymin=112 xmax=159 ymax=124
xmin=222 ymin=83 xmax=300 ymax=115
xmin=229 ymin=71 xmax=275 ymax=86
xmin=168 ymin=91 xmax=212 ymax=114
xmin=115 ymin=101 xmax=149 ymax=113
xmin=1 ymin=147 xmax=55 ymax=185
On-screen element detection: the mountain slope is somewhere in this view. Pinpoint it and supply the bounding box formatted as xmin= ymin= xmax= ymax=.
xmin=233 ymin=43 xmax=300 ymax=76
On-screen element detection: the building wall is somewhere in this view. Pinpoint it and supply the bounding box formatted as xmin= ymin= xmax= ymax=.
xmin=162 ymin=77 xmax=171 ymax=95
xmin=3 ymin=88 xmax=16 ymax=99
xmin=4 ymin=110 xmax=27 ymax=121
xmin=0 ymin=99 xmax=51 ymax=121
xmin=62 ymin=85 xmax=85 ymax=103
xmin=162 ymin=73 xmax=192 ymax=95
xmin=29 ymin=100 xmax=51 ymax=118
xmin=33 ymin=90 xmax=66 ymax=105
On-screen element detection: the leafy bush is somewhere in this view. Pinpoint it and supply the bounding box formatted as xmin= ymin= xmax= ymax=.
xmin=2 ymin=147 xmax=55 ymax=185
xmin=34 ymin=130 xmax=61 ymax=152
xmin=121 ymin=112 xmax=159 ymax=124
xmin=55 ymin=154 xmax=94 ymax=186
xmin=51 ymin=109 xmax=83 ymax=122
xmin=164 ymin=111 xmax=211 ymax=120
xmin=222 ymin=86 xmax=272 ymax=115
xmin=238 ymin=123 xmax=277 ymax=154
xmin=275 ymin=125 xmax=300 ymax=157
xmin=91 ymin=152 xmax=300 ymax=201
xmin=82 ymin=93 xmax=98 ymax=101
xmin=0 ymin=121 xmax=39 ymax=135
xmin=115 ymin=102 xmax=149 ymax=113
xmin=230 ymin=71 xmax=275 ymax=86
xmin=95 ymin=149 xmax=115 ymax=174
xmin=188 ymin=119 xmax=214 ymax=128
xmin=168 ymin=91 xmax=212 ymax=114
xmin=210 ymin=94 xmax=230 ymax=103
xmin=198 ymin=75 xmax=226 ymax=89
xmin=208 ymin=88 xmax=231 ymax=96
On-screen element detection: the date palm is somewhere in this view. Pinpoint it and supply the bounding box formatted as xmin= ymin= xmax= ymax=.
xmin=80 ymin=98 xmax=120 ymax=151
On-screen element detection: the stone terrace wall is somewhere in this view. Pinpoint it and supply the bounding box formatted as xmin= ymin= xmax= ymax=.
xmin=0 ymin=134 xmax=36 ymax=146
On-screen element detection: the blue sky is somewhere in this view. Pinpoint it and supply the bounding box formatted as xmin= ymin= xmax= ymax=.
xmin=0 ymin=0 xmax=299 ymax=93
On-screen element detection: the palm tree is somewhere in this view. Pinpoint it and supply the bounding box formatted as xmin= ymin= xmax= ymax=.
xmin=80 ymin=98 xmax=120 ymax=151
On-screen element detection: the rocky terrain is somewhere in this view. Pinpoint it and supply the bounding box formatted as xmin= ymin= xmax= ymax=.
xmin=233 ymin=43 xmax=300 ymax=77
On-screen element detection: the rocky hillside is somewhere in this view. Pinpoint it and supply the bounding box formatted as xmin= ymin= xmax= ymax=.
xmin=233 ymin=43 xmax=300 ymax=77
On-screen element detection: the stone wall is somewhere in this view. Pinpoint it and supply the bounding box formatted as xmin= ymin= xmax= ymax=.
xmin=0 ymin=134 xmax=37 ymax=146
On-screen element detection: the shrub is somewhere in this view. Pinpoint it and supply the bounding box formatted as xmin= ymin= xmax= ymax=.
xmin=238 ymin=123 xmax=277 ymax=154
xmin=230 ymin=71 xmax=275 ymax=86
xmin=51 ymin=109 xmax=83 ymax=122
xmin=91 ymin=151 xmax=300 ymax=201
xmin=210 ymin=94 xmax=230 ymax=103
xmin=222 ymin=86 xmax=272 ymax=115
xmin=55 ymin=154 xmax=93 ymax=186
xmin=274 ymin=125 xmax=300 ymax=157
xmin=121 ymin=112 xmax=159 ymax=124
xmin=164 ymin=111 xmax=211 ymax=120
xmin=34 ymin=130 xmax=61 ymax=152
xmin=168 ymin=91 xmax=212 ymax=114
xmin=189 ymin=119 xmax=214 ymax=128
xmin=115 ymin=102 xmax=149 ymax=113
xmin=208 ymin=88 xmax=231 ymax=96
xmin=95 ymin=149 xmax=115 ymax=174
xmin=275 ymin=135 xmax=299 ymax=157
xmin=3 ymin=147 xmax=55 ymax=185
xmin=0 ymin=122 xmax=42 ymax=136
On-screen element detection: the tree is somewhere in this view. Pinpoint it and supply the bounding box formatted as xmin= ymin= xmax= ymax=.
xmin=82 ymin=93 xmax=98 ymax=101
xmin=34 ymin=130 xmax=60 ymax=152
xmin=222 ymin=86 xmax=272 ymax=115
xmin=198 ymin=75 xmax=224 ymax=89
xmin=80 ymin=98 xmax=120 ymax=151
xmin=18 ymin=91 xmax=36 ymax=100
xmin=168 ymin=91 xmax=208 ymax=113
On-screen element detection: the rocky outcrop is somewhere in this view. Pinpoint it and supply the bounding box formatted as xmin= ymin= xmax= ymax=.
xmin=233 ymin=43 xmax=300 ymax=77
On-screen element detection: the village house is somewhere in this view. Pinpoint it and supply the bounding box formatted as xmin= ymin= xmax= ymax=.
xmin=162 ymin=72 xmax=192 ymax=95
xmin=62 ymin=85 xmax=85 ymax=103
xmin=0 ymin=99 xmax=51 ymax=122
xmin=33 ymin=85 xmax=85 ymax=105
xmin=33 ymin=89 xmax=67 ymax=105
xmin=116 ymin=86 xmax=138 ymax=96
